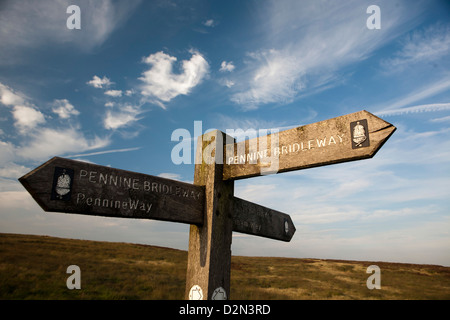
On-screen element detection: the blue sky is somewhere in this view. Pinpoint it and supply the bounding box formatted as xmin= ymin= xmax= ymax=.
xmin=1 ymin=0 xmax=449 ymax=266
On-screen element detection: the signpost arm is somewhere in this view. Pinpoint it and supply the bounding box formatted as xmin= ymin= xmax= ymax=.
xmin=185 ymin=130 xmax=235 ymax=300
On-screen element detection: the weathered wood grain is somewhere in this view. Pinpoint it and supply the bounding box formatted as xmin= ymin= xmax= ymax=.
xmin=19 ymin=157 xmax=205 ymax=225
xmin=185 ymin=131 xmax=235 ymax=300
xmin=223 ymin=110 xmax=396 ymax=180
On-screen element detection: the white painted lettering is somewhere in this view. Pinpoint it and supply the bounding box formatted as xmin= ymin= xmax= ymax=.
xmin=329 ymin=136 xmax=336 ymax=145
xmin=129 ymin=199 xmax=139 ymax=210
xmin=274 ymin=147 xmax=280 ymax=156
xmin=99 ymin=173 xmax=107 ymax=185
xmin=132 ymin=178 xmax=139 ymax=190
xmin=301 ymin=142 xmax=307 ymax=151
xmin=123 ymin=177 xmax=131 ymax=189
xmin=89 ymin=171 xmax=97 ymax=183
xmin=76 ymin=193 xmax=85 ymax=203
xmin=316 ymin=137 xmax=326 ymax=147
xmin=79 ymin=169 xmax=87 ymax=179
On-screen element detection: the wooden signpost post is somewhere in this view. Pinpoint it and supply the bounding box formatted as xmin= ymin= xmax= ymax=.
xmin=19 ymin=109 xmax=395 ymax=300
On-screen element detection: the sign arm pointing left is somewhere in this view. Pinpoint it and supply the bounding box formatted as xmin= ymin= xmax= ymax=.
xmin=19 ymin=157 xmax=206 ymax=225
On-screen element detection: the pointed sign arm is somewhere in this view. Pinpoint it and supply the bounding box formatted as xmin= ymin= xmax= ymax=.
xmin=223 ymin=110 xmax=396 ymax=180
xmin=232 ymin=197 xmax=296 ymax=242
xmin=19 ymin=157 xmax=205 ymax=225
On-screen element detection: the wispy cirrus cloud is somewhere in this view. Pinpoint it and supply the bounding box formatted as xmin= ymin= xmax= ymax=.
xmin=380 ymin=23 xmax=450 ymax=73
xmin=430 ymin=115 xmax=450 ymax=123
xmin=103 ymin=104 xmax=143 ymax=131
xmin=0 ymin=0 xmax=142 ymax=64
xmin=231 ymin=49 xmax=305 ymax=109
xmin=373 ymin=77 xmax=450 ymax=116
xmin=376 ymin=103 xmax=450 ymax=117
xmin=66 ymin=147 xmax=141 ymax=158
xmin=230 ymin=0 xmax=423 ymax=109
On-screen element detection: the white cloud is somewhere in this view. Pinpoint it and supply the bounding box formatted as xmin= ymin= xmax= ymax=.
xmin=104 ymin=110 xmax=139 ymax=130
xmin=203 ymin=19 xmax=215 ymax=27
xmin=16 ymin=127 xmax=110 ymax=161
xmin=222 ymin=79 xmax=235 ymax=88
xmin=104 ymin=89 xmax=123 ymax=97
xmin=0 ymin=83 xmax=25 ymax=106
xmin=231 ymin=49 xmax=304 ymax=108
xmin=87 ymin=75 xmax=113 ymax=89
xmin=0 ymin=162 xmax=30 ymax=179
xmin=430 ymin=115 xmax=450 ymax=123
xmin=376 ymin=103 xmax=450 ymax=117
xmin=139 ymin=50 xmax=209 ymax=107
xmin=52 ymin=99 xmax=80 ymax=119
xmin=220 ymin=61 xmax=235 ymax=72
xmin=1 ymin=82 xmax=45 ymax=132
xmin=103 ymin=104 xmax=142 ymax=130
xmin=12 ymin=105 xmax=46 ymax=132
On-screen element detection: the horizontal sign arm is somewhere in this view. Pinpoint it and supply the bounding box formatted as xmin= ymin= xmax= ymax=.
xmin=19 ymin=157 xmax=205 ymax=225
xmin=223 ymin=110 xmax=396 ymax=180
xmin=232 ymin=197 xmax=296 ymax=242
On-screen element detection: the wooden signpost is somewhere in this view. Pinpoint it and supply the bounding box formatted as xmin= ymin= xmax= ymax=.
xmin=19 ymin=109 xmax=395 ymax=300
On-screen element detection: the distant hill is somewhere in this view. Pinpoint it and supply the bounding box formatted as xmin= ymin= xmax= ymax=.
xmin=1 ymin=233 xmax=449 ymax=300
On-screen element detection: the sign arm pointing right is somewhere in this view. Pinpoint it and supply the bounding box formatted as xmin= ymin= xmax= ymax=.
xmin=232 ymin=197 xmax=296 ymax=242
xmin=223 ymin=110 xmax=396 ymax=180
